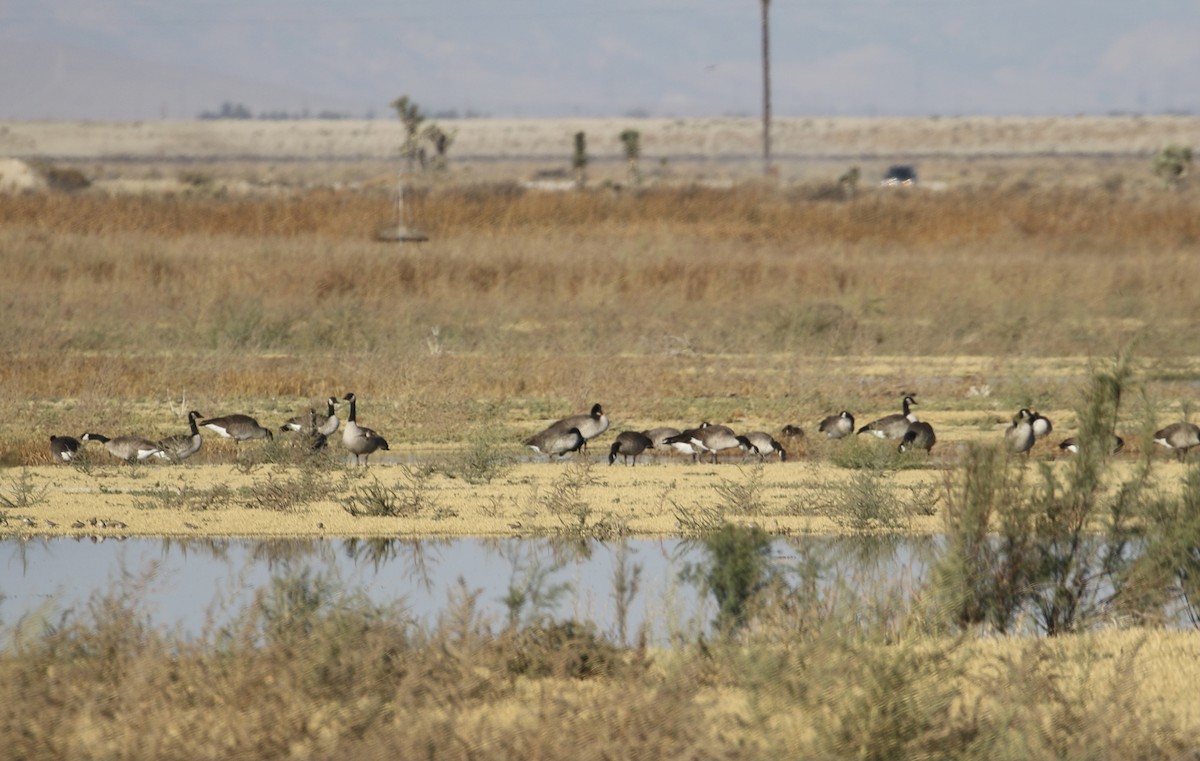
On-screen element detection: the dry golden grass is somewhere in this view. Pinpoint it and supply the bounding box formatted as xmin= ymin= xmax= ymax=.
xmin=2 ymin=183 xmax=1200 ymax=478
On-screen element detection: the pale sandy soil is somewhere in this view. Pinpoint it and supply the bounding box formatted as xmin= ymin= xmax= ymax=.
xmin=0 ymin=447 xmax=1175 ymax=540
xmin=1 ymin=115 xmax=1196 ymax=189
xmin=3 ymin=115 xmax=1196 ymax=160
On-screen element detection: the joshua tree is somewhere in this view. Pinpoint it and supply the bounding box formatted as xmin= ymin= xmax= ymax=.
xmin=619 ymin=128 xmax=641 ymax=185
xmin=390 ymin=95 xmax=426 ymax=172
xmin=423 ymin=123 xmax=455 ymax=171
xmin=384 ymin=95 xmax=432 ymax=241
xmin=573 ymin=131 xmax=588 ymax=189
xmin=1154 ymin=144 xmax=1193 ymax=190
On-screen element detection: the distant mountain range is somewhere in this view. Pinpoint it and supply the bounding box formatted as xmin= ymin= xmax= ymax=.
xmin=0 ymin=40 xmax=357 ymax=121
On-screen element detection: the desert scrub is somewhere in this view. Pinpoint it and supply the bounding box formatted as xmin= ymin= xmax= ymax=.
xmin=713 ymin=463 xmax=767 ymax=517
xmin=533 ymin=459 xmax=627 ymax=538
xmin=341 ymin=465 xmax=440 ymax=518
xmin=931 ymin=353 xmax=1152 ymax=635
xmin=434 ymin=426 xmax=515 ymax=484
xmin=0 ymin=468 xmax=47 ymax=509
xmin=241 ymin=466 xmax=344 ymax=513
xmin=130 ymin=477 xmax=235 ymax=512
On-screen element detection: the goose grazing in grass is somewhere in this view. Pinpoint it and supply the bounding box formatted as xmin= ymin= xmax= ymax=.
xmin=281 ymin=396 xmax=340 ymax=438
xmin=664 ymin=426 xmax=707 ymax=462
xmin=898 ymin=421 xmax=936 ymax=453
xmin=199 ymin=413 xmax=273 ymax=446
xmin=49 ymin=435 xmax=82 ymax=463
xmin=341 ymin=392 xmax=390 ymax=466
xmin=608 ymin=430 xmax=654 ymax=466
xmin=738 ymin=431 xmax=788 ymax=461
xmin=818 ymin=411 xmax=855 ymax=440
xmin=642 ymin=427 xmax=682 ymax=449
xmin=1004 ymin=408 xmax=1036 ymax=456
xmin=1154 ymin=421 xmax=1200 ymax=462
xmin=81 ymin=432 xmax=162 ymax=463
xmin=282 ymin=397 xmax=340 ymax=450
xmin=1059 ymin=434 xmax=1124 ymax=456
xmin=666 ymin=423 xmax=743 ymax=464
xmin=640 ymin=426 xmax=683 ymax=462
xmin=156 ymin=410 xmax=204 ymax=462
xmin=541 ymin=403 xmax=610 ymax=452
xmin=857 ymin=396 xmax=917 ymax=440
xmin=526 ymin=426 xmax=586 ymax=460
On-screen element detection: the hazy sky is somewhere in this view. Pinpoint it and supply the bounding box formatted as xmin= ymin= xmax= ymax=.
xmin=3 ymin=0 xmax=1199 ymax=120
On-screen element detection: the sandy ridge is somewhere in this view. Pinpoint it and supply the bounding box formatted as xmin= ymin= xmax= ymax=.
xmin=2 ymin=115 xmax=1197 ymax=161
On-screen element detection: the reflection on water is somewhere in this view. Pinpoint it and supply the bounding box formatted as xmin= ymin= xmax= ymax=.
xmin=1 ymin=534 xmax=934 ymax=644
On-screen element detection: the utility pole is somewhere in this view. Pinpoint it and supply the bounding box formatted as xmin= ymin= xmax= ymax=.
xmin=761 ymin=0 xmax=772 ymax=176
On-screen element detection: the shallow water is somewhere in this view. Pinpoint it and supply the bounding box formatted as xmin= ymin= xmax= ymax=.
xmin=1 ymin=535 xmax=937 ymax=644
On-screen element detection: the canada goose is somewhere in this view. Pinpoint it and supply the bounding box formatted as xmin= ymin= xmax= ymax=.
xmin=639 ymin=427 xmax=682 ymax=462
xmin=1059 ymin=434 xmax=1124 ymax=456
xmin=898 ymin=421 xmax=936 ymax=453
xmin=666 ymin=423 xmax=742 ymax=464
xmin=199 ymin=413 xmax=273 ymax=445
xmin=1004 ymin=409 xmax=1036 ymax=455
xmin=81 ymin=432 xmax=162 ymax=462
xmin=857 ymin=396 xmax=918 ymax=440
xmin=342 ymin=392 xmax=390 ymax=466
xmin=818 ymin=411 xmax=855 ymax=439
xmin=155 ymin=410 xmax=204 ymax=462
xmin=526 ymin=426 xmax=586 ymax=460
xmin=49 ymin=435 xmax=82 ymax=463
xmin=541 ymin=403 xmax=610 ymax=451
xmin=608 ymin=431 xmax=654 ymax=465
xmin=281 ymin=397 xmax=340 ymax=437
xmin=738 ymin=431 xmax=788 ymax=461
xmin=1030 ymin=411 xmax=1053 ymax=439
xmin=663 ymin=424 xmax=710 ymax=463
xmin=642 ymin=427 xmax=682 ymax=449
xmin=1154 ymin=422 xmax=1200 ymax=462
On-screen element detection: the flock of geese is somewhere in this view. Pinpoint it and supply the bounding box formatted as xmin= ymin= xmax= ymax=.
xmin=48 ymin=392 xmax=390 ymax=466
xmin=45 ymin=392 xmax=1200 ymax=469
xmin=523 ymin=396 xmax=1200 ymax=465
xmin=522 ymin=398 xmax=940 ymax=465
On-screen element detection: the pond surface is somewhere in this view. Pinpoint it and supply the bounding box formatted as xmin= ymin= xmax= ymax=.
xmin=1 ymin=535 xmax=938 ymax=644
